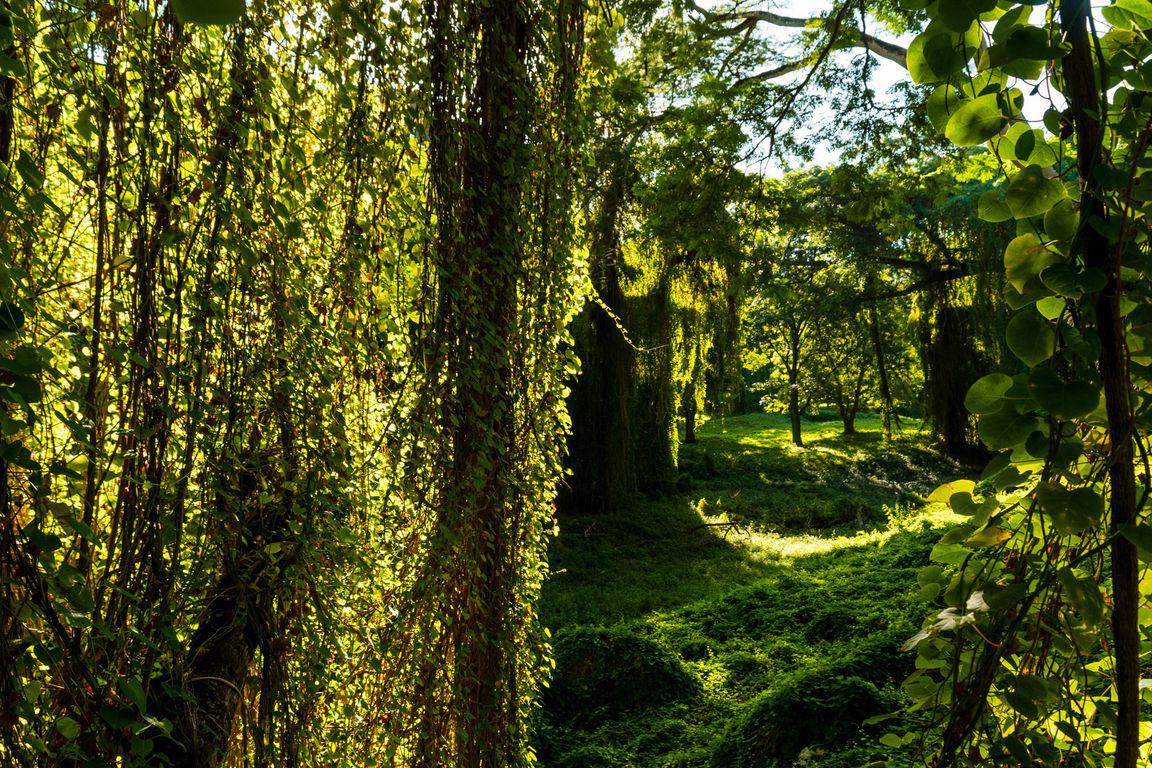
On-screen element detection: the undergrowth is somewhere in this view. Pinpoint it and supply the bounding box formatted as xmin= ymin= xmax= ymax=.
xmin=537 ymin=413 xmax=968 ymax=767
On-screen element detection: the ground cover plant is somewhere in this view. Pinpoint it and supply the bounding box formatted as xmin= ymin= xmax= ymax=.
xmin=538 ymin=414 xmax=968 ymax=767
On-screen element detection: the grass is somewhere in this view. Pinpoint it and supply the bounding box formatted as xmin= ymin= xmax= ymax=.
xmin=537 ymin=413 xmax=971 ymax=768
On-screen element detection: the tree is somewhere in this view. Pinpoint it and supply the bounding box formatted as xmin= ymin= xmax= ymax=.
xmin=0 ymin=0 xmax=586 ymax=765
xmin=811 ymin=301 xmax=874 ymax=435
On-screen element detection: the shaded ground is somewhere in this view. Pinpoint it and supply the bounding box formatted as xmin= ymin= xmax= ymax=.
xmin=537 ymin=413 xmax=968 ymax=768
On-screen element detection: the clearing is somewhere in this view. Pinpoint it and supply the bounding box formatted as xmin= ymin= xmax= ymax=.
xmin=538 ymin=413 xmax=970 ymax=768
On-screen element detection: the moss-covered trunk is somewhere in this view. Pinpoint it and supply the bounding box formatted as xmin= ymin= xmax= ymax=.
xmin=633 ymin=266 xmax=678 ymax=490
xmin=919 ymin=287 xmax=983 ymax=460
xmin=562 ymin=172 xmax=636 ymax=513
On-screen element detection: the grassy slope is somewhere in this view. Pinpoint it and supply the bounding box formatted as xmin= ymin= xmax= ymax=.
xmin=537 ymin=413 xmax=968 ymax=768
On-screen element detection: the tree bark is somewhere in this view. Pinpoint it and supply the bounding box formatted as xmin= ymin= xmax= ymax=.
xmin=1059 ymin=3 xmax=1140 ymax=766
xmin=683 ymin=378 xmax=697 ymax=444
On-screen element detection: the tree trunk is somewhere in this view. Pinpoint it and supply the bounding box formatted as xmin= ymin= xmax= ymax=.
xmin=920 ymin=289 xmax=982 ymax=460
xmin=562 ymin=169 xmax=635 ymax=513
xmin=868 ymin=301 xmax=894 ymax=440
xmin=1059 ymin=3 xmax=1140 ymax=766
xmin=788 ymin=375 xmax=803 ymax=447
xmin=420 ymin=0 xmax=539 ymax=759
xmin=683 ymin=378 xmax=697 ymax=444
xmin=634 ymin=266 xmax=679 ymax=490
xmin=843 ymin=363 xmax=866 ymax=435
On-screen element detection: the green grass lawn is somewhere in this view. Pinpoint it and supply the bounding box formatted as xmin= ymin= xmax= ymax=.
xmin=537 ymin=413 xmax=970 ymax=768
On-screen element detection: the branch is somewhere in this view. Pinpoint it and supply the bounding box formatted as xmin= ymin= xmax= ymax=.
xmin=854 ymin=30 xmax=907 ymax=69
xmin=734 ymin=59 xmax=810 ymax=87
xmin=849 ymin=263 xmax=982 ymax=305
xmin=689 ymin=0 xmax=908 ymax=75
xmin=876 ymin=254 xmax=935 ymax=273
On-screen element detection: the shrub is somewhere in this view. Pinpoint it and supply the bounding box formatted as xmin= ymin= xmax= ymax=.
xmin=803 ymin=605 xmax=858 ymax=643
xmin=556 ymin=745 xmax=629 ymax=768
xmin=678 ymin=638 xmax=715 ymax=662
xmin=712 ymin=671 xmax=891 ymax=768
xmin=546 ymin=626 xmax=701 ymax=726
xmin=722 ymin=650 xmax=771 ymax=690
xmin=831 ymin=627 xmax=916 ymax=686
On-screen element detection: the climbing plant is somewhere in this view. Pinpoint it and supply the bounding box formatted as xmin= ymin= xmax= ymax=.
xmin=0 ymin=0 xmax=586 ymax=766
xmin=893 ymin=2 xmax=1152 ymax=766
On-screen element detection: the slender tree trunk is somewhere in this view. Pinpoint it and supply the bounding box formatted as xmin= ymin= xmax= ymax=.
xmin=683 ymin=378 xmax=697 ymax=444
xmin=0 ymin=19 xmax=24 ymax=764
xmin=843 ymin=364 xmax=865 ymax=435
xmin=868 ymin=301 xmax=894 ymax=440
xmin=1060 ymin=4 xmax=1140 ymax=766
xmin=788 ymin=371 xmax=803 ymax=447
xmin=683 ymin=348 xmax=701 ymax=444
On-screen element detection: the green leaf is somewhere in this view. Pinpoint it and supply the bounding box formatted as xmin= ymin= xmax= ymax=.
xmin=1036 ymin=482 xmax=1103 ymax=535
xmin=928 ymin=479 xmax=977 ymax=502
xmin=1058 ymin=567 xmax=1105 ymax=625
xmin=938 ymin=0 xmax=995 ymax=32
xmin=0 ymin=53 xmax=25 ymax=77
xmin=917 ymin=565 xmax=945 ymax=586
xmin=1036 ymin=295 xmax=1065 ymax=320
xmin=1004 ymin=233 xmax=1057 ymax=292
xmin=56 ymin=717 xmax=80 ymax=740
xmin=966 ymin=526 xmax=1011 ymax=547
xmin=0 ymin=346 xmax=43 ymax=376
xmin=879 ymin=733 xmax=904 ymax=748
xmin=965 ymin=373 xmax=1013 ymax=414
xmin=926 ymin=85 xmax=963 ymax=132
xmin=99 ymin=705 xmax=135 ymax=729
xmin=22 ymin=521 xmax=61 ymax=553
xmin=1041 ymin=264 xmax=1107 ymax=298
xmin=1006 ymin=310 xmax=1055 ymax=366
xmin=1006 ymin=165 xmax=1067 ymax=218
xmin=945 ymin=93 xmax=1007 ymax=146
xmin=7 ymin=374 xmax=41 ymax=404
xmin=1104 ymin=0 xmax=1152 ymax=29
xmin=171 ymin=0 xmax=246 ymax=25
xmin=1044 ymin=199 xmax=1080 ymax=242
xmin=120 ymin=677 xmax=147 ymax=713
xmin=908 ymin=21 xmax=980 ymax=84
xmin=979 ymin=408 xmax=1040 ymax=450
xmin=1121 ymin=523 xmax=1152 ymax=562
xmin=1027 ymin=369 xmax=1100 ymax=419
xmin=978 ymin=189 xmax=1012 ymax=222
xmin=0 ymin=301 xmax=24 ymax=337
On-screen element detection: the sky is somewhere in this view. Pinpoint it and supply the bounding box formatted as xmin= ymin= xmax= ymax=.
xmin=745 ymin=1 xmax=1067 ymax=175
xmin=745 ymin=0 xmax=917 ymax=175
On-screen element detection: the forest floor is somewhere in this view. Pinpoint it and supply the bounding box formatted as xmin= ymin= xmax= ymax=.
xmin=537 ymin=413 xmax=972 ymax=768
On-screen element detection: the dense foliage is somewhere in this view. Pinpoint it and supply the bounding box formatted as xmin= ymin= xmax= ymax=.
xmin=0 ymin=0 xmax=583 ymax=764
xmin=6 ymin=0 xmax=1152 ymax=765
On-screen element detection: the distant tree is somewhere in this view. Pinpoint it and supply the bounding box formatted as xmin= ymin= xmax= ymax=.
xmin=811 ymin=301 xmax=874 ymax=435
